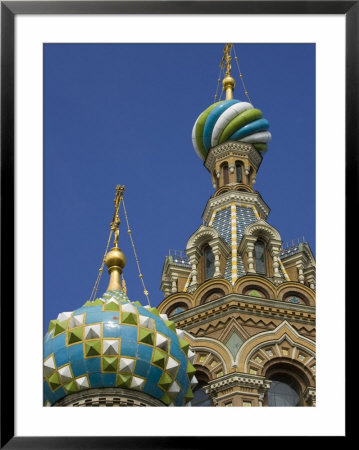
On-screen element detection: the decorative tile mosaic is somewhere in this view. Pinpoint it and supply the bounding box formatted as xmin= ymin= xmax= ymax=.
xmin=44 ymin=289 xmax=196 ymax=406
xmin=225 ymin=331 xmax=244 ymax=358
xmin=211 ymin=204 xmax=257 ymax=282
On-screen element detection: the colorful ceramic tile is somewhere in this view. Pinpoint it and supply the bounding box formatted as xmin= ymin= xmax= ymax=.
xmin=67 ymin=327 xmax=83 ymax=345
xmin=58 ymin=364 xmax=73 ymax=384
xmin=84 ymin=340 xmax=101 ymax=357
xmin=102 ymin=356 xmax=118 ymax=372
xmin=138 ymin=328 xmax=154 ymax=346
xmin=119 ymin=357 xmax=135 ymax=374
xmin=75 ymin=375 xmax=89 ymax=390
xmin=102 ymin=339 xmax=120 ymax=355
xmin=43 ymin=355 xmax=56 ymax=378
xmin=44 ymin=289 xmax=196 ymax=406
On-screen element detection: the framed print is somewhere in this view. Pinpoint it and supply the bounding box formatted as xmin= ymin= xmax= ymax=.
xmin=1 ymin=1 xmax=354 ymax=447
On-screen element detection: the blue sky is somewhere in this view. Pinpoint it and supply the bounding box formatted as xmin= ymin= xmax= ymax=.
xmin=44 ymin=43 xmax=315 ymax=330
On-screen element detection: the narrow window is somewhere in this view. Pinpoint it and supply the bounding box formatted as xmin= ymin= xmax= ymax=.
xmin=235 ymin=161 xmax=242 ymax=182
xmin=254 ymin=240 xmax=266 ymax=274
xmin=204 ymin=245 xmax=215 ymax=280
xmin=222 ymin=163 xmax=229 ymax=185
xmin=213 ymin=171 xmax=218 ymax=189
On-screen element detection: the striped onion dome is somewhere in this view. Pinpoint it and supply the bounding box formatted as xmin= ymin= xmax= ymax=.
xmin=192 ymin=99 xmax=271 ymax=161
xmin=43 ymin=289 xmax=197 ymax=406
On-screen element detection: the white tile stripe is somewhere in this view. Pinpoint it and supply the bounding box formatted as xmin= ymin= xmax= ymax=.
xmin=252 ymin=205 xmax=260 ymax=220
xmin=208 ymin=209 xmax=217 ymax=226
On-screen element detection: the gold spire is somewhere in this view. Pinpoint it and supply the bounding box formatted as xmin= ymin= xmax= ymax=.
xmin=221 ymin=43 xmax=235 ymax=100
xmin=105 ymin=185 xmax=126 ymax=291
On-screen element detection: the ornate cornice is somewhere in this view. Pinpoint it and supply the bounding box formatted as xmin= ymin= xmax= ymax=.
xmin=160 ymin=255 xmax=191 ymax=280
xmin=205 ymin=372 xmax=271 ymax=396
xmin=54 ymin=387 xmax=164 ymax=407
xmin=186 ymin=225 xmax=220 ymax=251
xmin=244 ymin=219 xmax=282 ymax=241
xmin=204 ymin=142 xmax=263 ymax=173
xmin=202 ymin=190 xmax=270 ymax=223
xmin=171 ymin=293 xmax=316 ymax=330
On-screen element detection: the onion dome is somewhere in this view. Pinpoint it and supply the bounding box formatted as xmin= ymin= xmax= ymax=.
xmin=44 ymin=185 xmax=197 ymax=406
xmin=192 ymin=98 xmax=271 ymax=161
xmin=43 ymin=289 xmax=197 ymax=406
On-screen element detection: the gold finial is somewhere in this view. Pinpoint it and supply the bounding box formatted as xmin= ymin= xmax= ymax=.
xmin=221 ymin=43 xmax=235 ymax=100
xmin=105 ymin=185 xmax=126 ymax=291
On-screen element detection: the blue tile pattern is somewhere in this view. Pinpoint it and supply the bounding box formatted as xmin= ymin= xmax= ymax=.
xmin=212 ymin=207 xmax=232 ymax=246
xmin=235 ymin=205 xmax=257 ymax=240
xmin=43 ymin=290 xmax=195 ymax=406
xmin=211 ymin=205 xmax=257 ymax=282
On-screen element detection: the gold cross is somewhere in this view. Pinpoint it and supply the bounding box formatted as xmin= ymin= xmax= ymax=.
xmin=111 ymin=185 xmax=125 ymax=247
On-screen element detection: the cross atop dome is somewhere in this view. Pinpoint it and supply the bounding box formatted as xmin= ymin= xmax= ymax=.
xmin=221 ymin=43 xmax=236 ymax=100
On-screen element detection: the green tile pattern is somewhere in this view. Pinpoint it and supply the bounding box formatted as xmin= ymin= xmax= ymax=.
xmin=44 ymin=290 xmax=197 ymax=406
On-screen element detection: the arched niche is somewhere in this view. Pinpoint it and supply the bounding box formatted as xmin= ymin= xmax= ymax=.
xmin=157 ymin=292 xmax=193 ymax=316
xmin=200 ymin=288 xmax=226 ymax=305
xmin=166 ymin=302 xmax=189 ymax=318
xmin=242 ymin=285 xmax=269 ymax=299
xmin=235 ymin=275 xmax=276 ymax=299
xmin=193 ymin=279 xmax=232 ymax=307
xmin=276 ymin=283 xmax=316 ymax=307
xmin=282 ymin=292 xmax=308 ymax=306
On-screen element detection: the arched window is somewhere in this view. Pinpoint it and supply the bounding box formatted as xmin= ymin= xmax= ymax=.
xmin=254 ymin=240 xmax=266 ymax=274
xmin=267 ymin=374 xmax=302 ymax=407
xmin=222 ymin=163 xmax=229 ymax=185
xmin=204 ymin=245 xmax=215 ymax=280
xmin=235 ymin=161 xmax=242 ymax=183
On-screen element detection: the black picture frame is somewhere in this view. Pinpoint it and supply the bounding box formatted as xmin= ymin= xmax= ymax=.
xmin=1 ymin=1 xmax=353 ymax=447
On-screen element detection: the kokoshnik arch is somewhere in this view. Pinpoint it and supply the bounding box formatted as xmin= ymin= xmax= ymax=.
xmin=43 ymin=44 xmax=316 ymax=407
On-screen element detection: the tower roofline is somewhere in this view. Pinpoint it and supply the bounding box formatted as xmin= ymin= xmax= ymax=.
xmin=204 ymin=141 xmax=263 ymax=174
xmin=202 ymin=190 xmax=271 ymax=225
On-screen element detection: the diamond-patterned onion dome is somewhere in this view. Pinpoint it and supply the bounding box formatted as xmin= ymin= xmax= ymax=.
xmin=43 ymin=289 xmax=197 ymax=406
xmin=192 ymin=99 xmax=271 ymax=160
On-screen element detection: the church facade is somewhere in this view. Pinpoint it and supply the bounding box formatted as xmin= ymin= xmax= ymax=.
xmin=157 ymin=139 xmax=316 ymax=406
xmin=157 ymin=45 xmax=316 ymax=407
xmin=43 ymin=44 xmax=315 ymax=407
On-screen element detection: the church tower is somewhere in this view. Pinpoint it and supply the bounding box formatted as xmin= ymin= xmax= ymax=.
xmin=158 ymin=44 xmax=316 ymax=407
